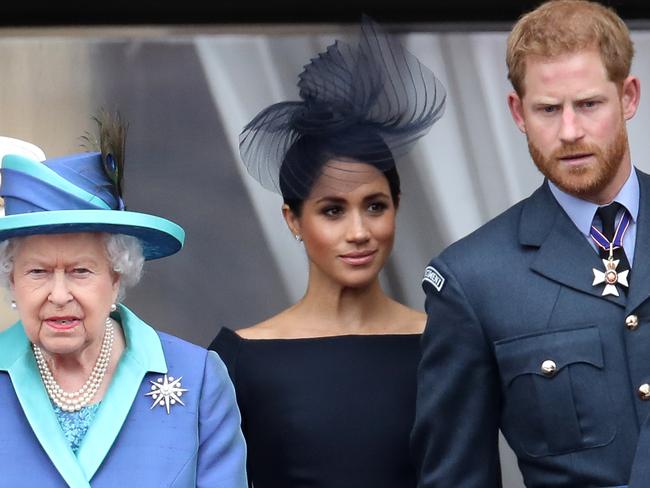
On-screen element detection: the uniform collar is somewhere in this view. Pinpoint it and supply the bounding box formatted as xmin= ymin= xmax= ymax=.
xmin=548 ymin=165 xmax=640 ymax=238
xmin=519 ymin=180 xmax=628 ymax=306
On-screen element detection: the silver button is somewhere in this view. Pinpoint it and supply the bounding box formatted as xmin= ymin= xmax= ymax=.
xmin=639 ymin=384 xmax=650 ymax=400
xmin=541 ymin=360 xmax=557 ymax=376
xmin=626 ymin=315 xmax=639 ymax=331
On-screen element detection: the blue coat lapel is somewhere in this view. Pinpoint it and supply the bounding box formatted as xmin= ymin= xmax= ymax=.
xmin=0 ymin=324 xmax=90 ymax=487
xmin=521 ymin=182 xmax=626 ymax=307
xmin=77 ymin=304 xmax=167 ymax=480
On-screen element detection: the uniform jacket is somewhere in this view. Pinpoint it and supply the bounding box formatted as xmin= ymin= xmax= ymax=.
xmin=412 ymin=169 xmax=650 ymax=488
xmin=0 ymin=304 xmax=248 ymax=487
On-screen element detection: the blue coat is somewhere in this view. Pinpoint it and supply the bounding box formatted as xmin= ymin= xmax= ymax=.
xmin=0 ymin=304 xmax=248 ymax=487
xmin=412 ymin=170 xmax=650 ymax=487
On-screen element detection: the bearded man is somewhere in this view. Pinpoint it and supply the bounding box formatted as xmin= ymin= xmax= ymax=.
xmin=412 ymin=1 xmax=650 ymax=486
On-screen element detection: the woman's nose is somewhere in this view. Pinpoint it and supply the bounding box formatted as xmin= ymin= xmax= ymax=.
xmin=346 ymin=212 xmax=371 ymax=243
xmin=48 ymin=272 xmax=73 ymax=305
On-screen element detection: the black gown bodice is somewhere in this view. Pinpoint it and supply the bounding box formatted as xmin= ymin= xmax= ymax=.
xmin=209 ymin=327 xmax=421 ymax=488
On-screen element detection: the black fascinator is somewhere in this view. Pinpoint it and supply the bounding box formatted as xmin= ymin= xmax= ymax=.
xmin=239 ymin=15 xmax=447 ymax=199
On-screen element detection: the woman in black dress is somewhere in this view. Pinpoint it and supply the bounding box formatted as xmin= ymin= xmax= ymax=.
xmin=210 ymin=17 xmax=446 ymax=488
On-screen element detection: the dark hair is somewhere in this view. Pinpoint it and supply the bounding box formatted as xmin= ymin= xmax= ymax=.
xmin=280 ymin=132 xmax=401 ymax=216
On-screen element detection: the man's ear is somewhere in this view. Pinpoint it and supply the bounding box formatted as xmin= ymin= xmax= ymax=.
xmin=621 ymin=75 xmax=641 ymax=121
xmin=508 ymin=91 xmax=527 ymax=134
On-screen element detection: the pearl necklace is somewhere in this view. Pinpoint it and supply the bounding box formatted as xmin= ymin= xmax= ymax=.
xmin=33 ymin=317 xmax=114 ymax=412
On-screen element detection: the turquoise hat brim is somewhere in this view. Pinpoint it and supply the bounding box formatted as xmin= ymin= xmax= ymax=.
xmin=0 ymin=209 xmax=185 ymax=260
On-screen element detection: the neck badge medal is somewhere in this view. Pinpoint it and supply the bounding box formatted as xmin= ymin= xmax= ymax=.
xmin=590 ymin=211 xmax=631 ymax=297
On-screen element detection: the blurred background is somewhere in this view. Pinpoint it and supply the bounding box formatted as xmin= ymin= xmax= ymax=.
xmin=2 ymin=2 xmax=650 ymax=485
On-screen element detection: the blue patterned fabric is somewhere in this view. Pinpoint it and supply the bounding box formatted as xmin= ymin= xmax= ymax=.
xmin=52 ymin=402 xmax=100 ymax=454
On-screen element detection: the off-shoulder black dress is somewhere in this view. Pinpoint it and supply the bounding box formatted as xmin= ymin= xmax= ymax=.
xmin=209 ymin=326 xmax=421 ymax=488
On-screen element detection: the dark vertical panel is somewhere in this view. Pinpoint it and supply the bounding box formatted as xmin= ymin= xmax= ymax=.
xmin=88 ymin=40 xmax=290 ymax=346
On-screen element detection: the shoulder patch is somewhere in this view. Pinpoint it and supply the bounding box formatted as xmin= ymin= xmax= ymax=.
xmin=423 ymin=265 xmax=445 ymax=292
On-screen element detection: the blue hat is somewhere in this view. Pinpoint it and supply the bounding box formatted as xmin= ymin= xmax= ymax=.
xmin=0 ymin=151 xmax=184 ymax=260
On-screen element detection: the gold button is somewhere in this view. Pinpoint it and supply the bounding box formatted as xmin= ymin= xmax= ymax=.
xmin=639 ymin=384 xmax=650 ymax=400
xmin=626 ymin=315 xmax=639 ymax=331
xmin=541 ymin=360 xmax=557 ymax=376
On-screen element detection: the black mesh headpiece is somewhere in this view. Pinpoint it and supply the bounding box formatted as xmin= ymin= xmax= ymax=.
xmin=239 ymin=15 xmax=447 ymax=200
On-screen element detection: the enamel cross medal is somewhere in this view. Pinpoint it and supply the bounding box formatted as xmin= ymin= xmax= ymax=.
xmin=592 ymin=242 xmax=629 ymax=296
xmin=590 ymin=209 xmax=631 ymax=297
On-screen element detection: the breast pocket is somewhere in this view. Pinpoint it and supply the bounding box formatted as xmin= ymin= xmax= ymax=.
xmin=494 ymin=325 xmax=616 ymax=457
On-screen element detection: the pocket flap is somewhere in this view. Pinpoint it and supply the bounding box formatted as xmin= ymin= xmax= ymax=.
xmin=494 ymin=326 xmax=604 ymax=386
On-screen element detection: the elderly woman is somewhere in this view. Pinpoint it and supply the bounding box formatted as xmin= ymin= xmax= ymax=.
xmin=0 ymin=126 xmax=247 ymax=487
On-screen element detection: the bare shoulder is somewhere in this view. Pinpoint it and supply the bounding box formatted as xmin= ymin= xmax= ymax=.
xmin=389 ymin=301 xmax=426 ymax=334
xmin=235 ymin=310 xmax=295 ymax=339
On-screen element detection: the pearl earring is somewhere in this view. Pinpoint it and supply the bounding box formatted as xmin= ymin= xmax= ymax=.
xmin=294 ymin=234 xmax=302 ymax=242
xmin=110 ymin=303 xmax=117 ymax=312
xmin=10 ymin=300 xmax=16 ymax=310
